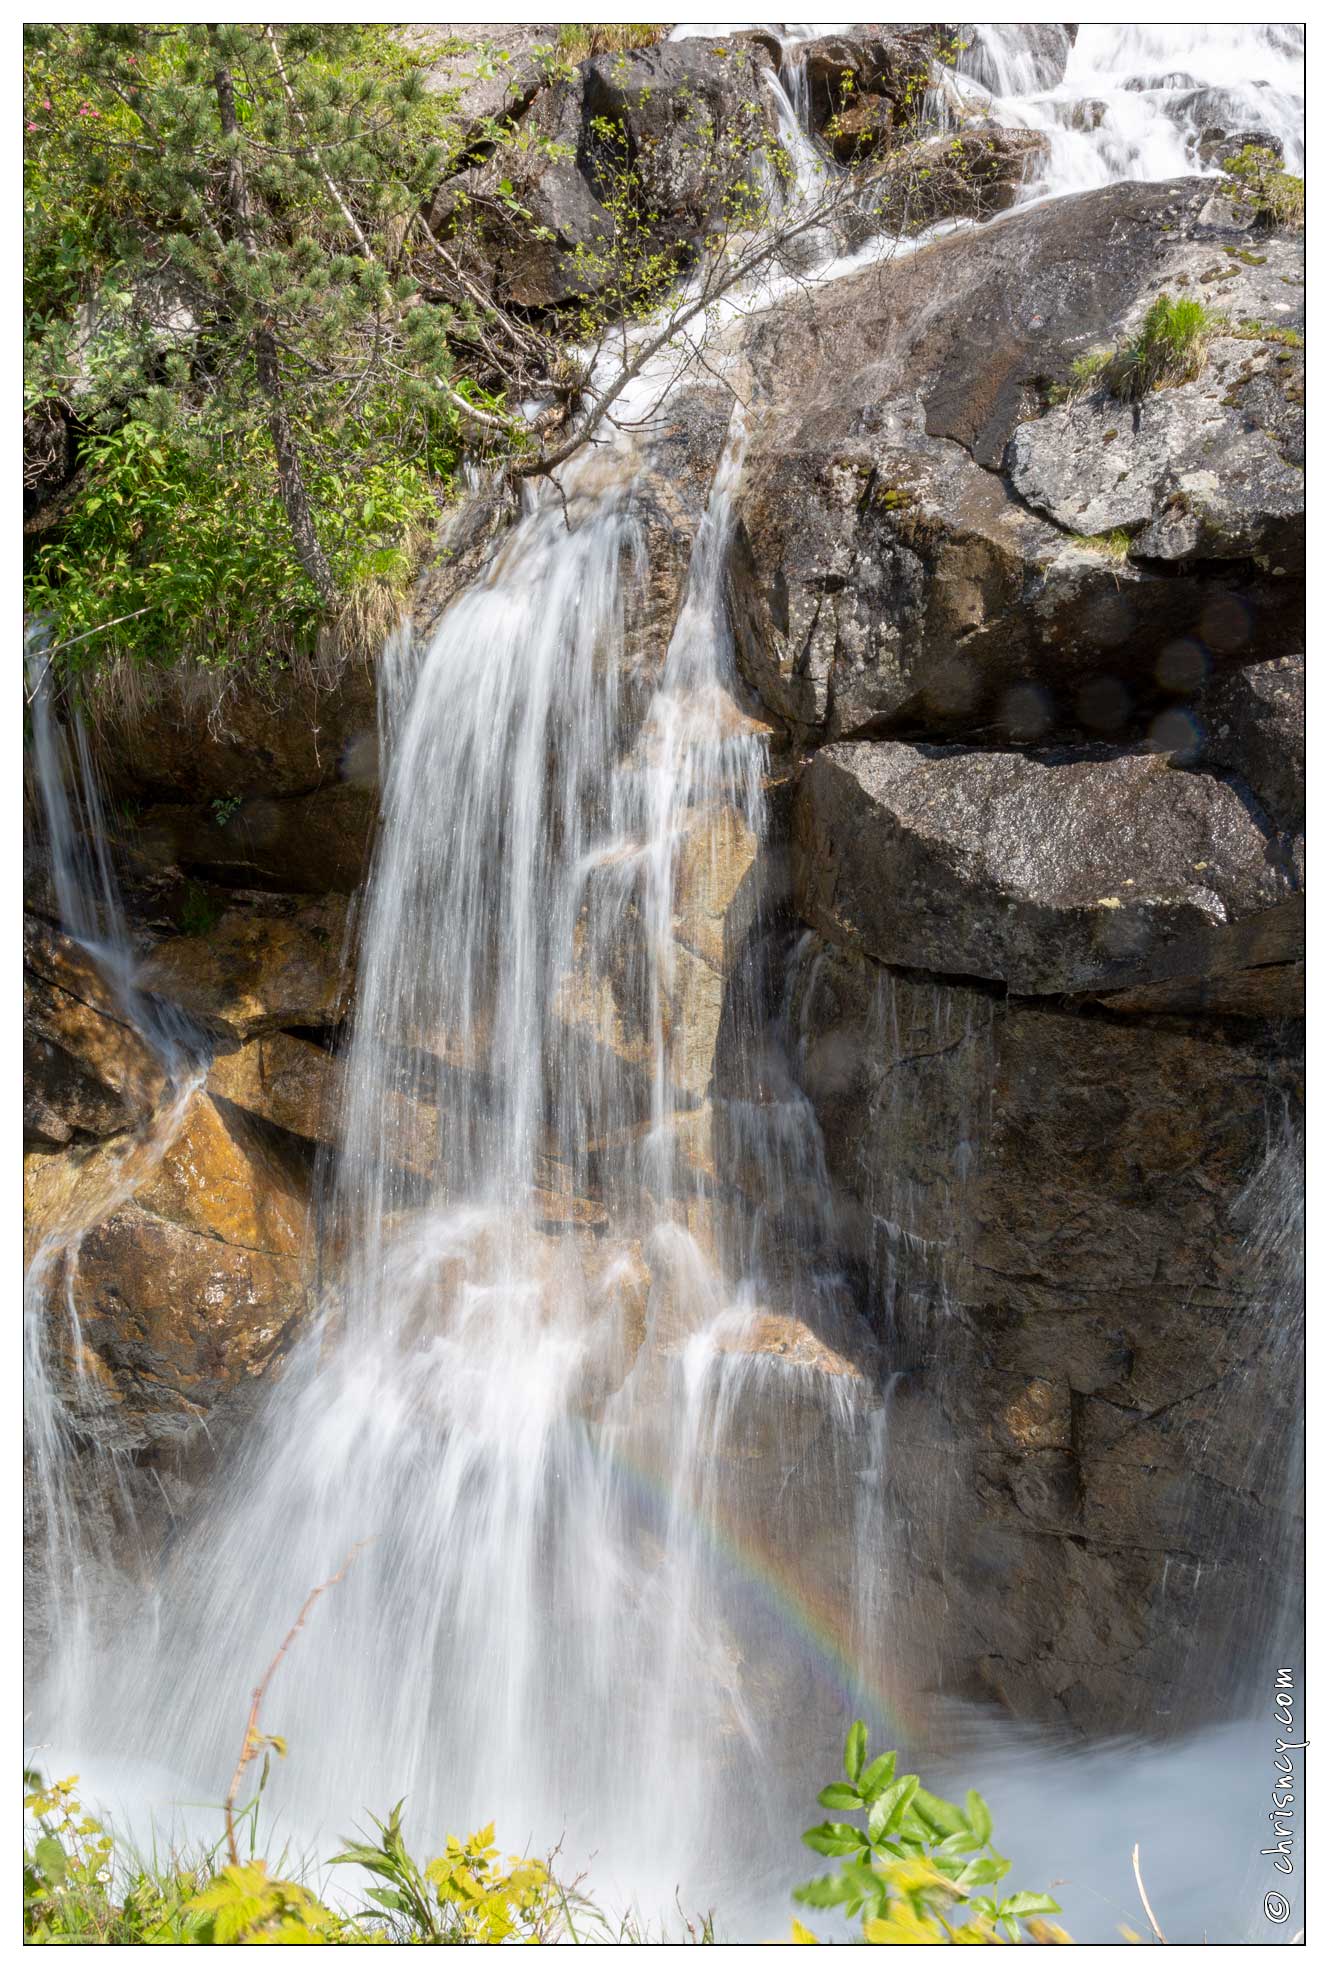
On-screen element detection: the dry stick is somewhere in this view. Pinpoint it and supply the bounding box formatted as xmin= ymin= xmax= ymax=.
xmin=223 ymin=1540 xmax=372 ymax=1866
xmin=1131 ymin=1842 xmax=1167 ymax=1945
xmin=263 ymin=25 xmax=374 ymax=260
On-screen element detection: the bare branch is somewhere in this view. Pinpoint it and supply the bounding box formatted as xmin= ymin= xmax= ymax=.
xmin=1131 ymin=1842 xmax=1167 ymax=1945
xmin=223 ymin=1540 xmax=372 ymax=1866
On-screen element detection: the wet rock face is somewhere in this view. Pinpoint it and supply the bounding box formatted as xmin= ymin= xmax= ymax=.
xmin=958 ymin=24 xmax=1077 ymax=97
xmin=788 ymin=940 xmax=1302 ymax=1733
xmin=137 ymin=895 xmax=351 ymax=1039
xmin=729 ymin=177 xmax=1304 ymax=747
xmin=24 ymin=918 xmax=166 ymax=1147
xmin=91 ymin=659 xmax=379 ymax=807
xmin=733 ymin=173 xmax=1304 ymax=1737
xmin=1196 ymin=652 xmax=1304 ymax=837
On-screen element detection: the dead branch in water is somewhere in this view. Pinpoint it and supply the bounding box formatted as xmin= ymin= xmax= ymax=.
xmin=223 ymin=1540 xmax=373 ymax=1866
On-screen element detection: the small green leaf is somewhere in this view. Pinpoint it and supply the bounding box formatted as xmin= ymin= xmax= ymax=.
xmin=955 ymin=1857 xmax=1007 ymax=1888
xmin=817 ymin=1782 xmax=862 ymax=1811
xmin=867 ymin=1774 xmax=919 ymax=1843
xmin=34 ymin=1835 xmax=68 ymax=1884
xmin=802 ymin=1821 xmax=869 ymax=1858
xmin=843 ymin=1720 xmax=868 ymax=1783
xmin=858 ymin=1751 xmax=897 ymax=1802
xmin=912 ymin=1786 xmax=970 ymax=1838
xmin=934 ymin=1828 xmax=982 ymax=1857
xmin=793 ymin=1874 xmax=855 ymax=1910
xmin=965 ymin=1789 xmax=993 ymax=1844
xmin=1000 ymin=1891 xmax=1062 ymax=1918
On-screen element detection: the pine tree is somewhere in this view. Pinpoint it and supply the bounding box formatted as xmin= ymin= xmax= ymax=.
xmin=24 ymin=22 xmax=460 ymax=614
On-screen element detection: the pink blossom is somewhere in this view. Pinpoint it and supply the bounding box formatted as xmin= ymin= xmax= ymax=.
xmin=26 ymin=121 xmax=37 ymax=132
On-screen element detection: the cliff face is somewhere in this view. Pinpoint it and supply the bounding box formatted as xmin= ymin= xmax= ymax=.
xmin=24 ymin=34 xmax=1303 ymax=1737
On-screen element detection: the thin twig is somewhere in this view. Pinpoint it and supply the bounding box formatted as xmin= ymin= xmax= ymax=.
xmin=1131 ymin=1842 xmax=1167 ymax=1944
xmin=263 ymin=26 xmax=374 ymax=259
xmin=24 ymin=607 xmax=156 ymax=690
xmin=223 ymin=1540 xmax=372 ymax=1865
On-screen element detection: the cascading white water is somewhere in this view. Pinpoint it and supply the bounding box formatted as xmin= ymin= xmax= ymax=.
xmin=958 ymin=21 xmax=1304 ymax=198
xmin=26 ymin=22 xmax=1305 ymax=1941
xmin=23 ymin=645 xmax=208 ymax=1722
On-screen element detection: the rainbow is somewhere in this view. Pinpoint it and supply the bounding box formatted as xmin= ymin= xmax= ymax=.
xmin=592 ymin=1425 xmax=920 ymax=1750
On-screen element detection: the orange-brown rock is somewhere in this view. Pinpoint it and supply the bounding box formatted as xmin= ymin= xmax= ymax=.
xmin=29 ymin=1091 xmax=311 ymax=1450
xmin=139 ymin=896 xmax=351 ymax=1039
xmin=708 ymin=1309 xmax=864 ymax=1378
xmin=207 ymin=1031 xmax=341 ymax=1147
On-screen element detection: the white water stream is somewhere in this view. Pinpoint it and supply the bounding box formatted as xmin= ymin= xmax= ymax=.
xmin=25 ymin=23 xmax=1304 ymax=1943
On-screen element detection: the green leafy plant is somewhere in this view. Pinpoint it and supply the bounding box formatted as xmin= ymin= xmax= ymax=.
xmin=788 ymin=1722 xmax=1069 ymax=1944
xmin=332 ymin=1802 xmax=564 ymax=1943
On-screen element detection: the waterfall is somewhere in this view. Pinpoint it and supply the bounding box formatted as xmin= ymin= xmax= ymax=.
xmin=35 ymin=396 xmax=891 ymax=1926
xmin=23 ymin=645 xmax=208 ymax=1720
xmin=24 ymin=22 xmax=1305 ymax=1940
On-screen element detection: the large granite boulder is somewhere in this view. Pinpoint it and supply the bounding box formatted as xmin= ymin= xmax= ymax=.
xmin=793 ymin=738 xmax=1302 ymax=1002
xmin=799 ymin=27 xmax=947 ymax=144
xmin=1006 ymin=322 xmax=1305 ymax=570
xmin=427 ymin=71 xmax=618 ymax=311
xmin=581 ymin=39 xmax=777 ymax=246
xmin=426 ymin=36 xmax=779 ymax=312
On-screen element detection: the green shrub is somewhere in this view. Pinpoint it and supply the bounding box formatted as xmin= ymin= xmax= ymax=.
xmin=1223 ymin=145 xmax=1305 ymax=230
xmin=1054 ymin=295 xmax=1220 ymax=407
xmin=1104 ymin=294 xmax=1218 ymax=400
xmin=787 ymin=1721 xmax=1069 ymax=1944
xmin=25 ymin=409 xmax=448 ymax=681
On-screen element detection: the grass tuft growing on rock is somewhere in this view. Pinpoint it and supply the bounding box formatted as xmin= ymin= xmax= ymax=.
xmin=555 ymin=24 xmax=668 ymax=59
xmin=1233 ymin=318 xmax=1304 ymax=348
xmin=1104 ymin=294 xmax=1218 ymax=401
xmin=1054 ymin=296 xmax=1221 ymax=407
xmin=1069 ymin=527 xmax=1134 ymax=561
